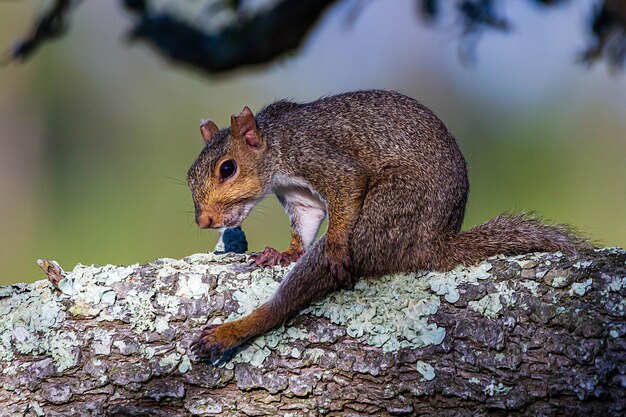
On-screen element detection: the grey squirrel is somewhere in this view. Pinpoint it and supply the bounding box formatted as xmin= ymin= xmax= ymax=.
xmin=186 ymin=90 xmax=589 ymax=360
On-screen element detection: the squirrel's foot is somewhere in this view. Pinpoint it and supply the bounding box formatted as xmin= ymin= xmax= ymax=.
xmin=191 ymin=323 xmax=241 ymax=362
xmin=324 ymin=245 xmax=355 ymax=289
xmin=250 ymin=246 xmax=303 ymax=267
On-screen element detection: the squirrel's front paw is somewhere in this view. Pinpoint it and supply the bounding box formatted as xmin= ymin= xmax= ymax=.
xmin=191 ymin=323 xmax=240 ymax=362
xmin=250 ymin=246 xmax=303 ymax=267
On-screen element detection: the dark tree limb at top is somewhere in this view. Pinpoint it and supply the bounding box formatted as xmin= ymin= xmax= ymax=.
xmin=2 ymin=0 xmax=626 ymax=73
xmin=124 ymin=0 xmax=338 ymax=74
xmin=0 ymin=248 xmax=624 ymax=416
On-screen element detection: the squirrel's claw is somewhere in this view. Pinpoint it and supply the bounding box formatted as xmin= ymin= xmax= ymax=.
xmin=191 ymin=324 xmax=238 ymax=362
xmin=250 ymin=246 xmax=302 ymax=268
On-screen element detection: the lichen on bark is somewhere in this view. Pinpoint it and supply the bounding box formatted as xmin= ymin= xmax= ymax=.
xmin=0 ymin=248 xmax=624 ymax=416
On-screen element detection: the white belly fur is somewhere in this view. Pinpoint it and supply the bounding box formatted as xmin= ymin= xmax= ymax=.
xmin=272 ymin=174 xmax=327 ymax=249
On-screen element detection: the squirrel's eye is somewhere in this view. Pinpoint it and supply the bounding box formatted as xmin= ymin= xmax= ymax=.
xmin=219 ymin=160 xmax=237 ymax=181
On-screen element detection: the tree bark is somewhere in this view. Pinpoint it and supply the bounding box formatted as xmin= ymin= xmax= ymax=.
xmin=0 ymin=248 xmax=624 ymax=416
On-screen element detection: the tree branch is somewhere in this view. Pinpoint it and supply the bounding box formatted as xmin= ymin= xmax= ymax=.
xmin=3 ymin=0 xmax=626 ymax=72
xmin=0 ymin=248 xmax=624 ymax=415
xmin=2 ymin=0 xmax=83 ymax=66
xmin=124 ymin=0 xmax=339 ymax=74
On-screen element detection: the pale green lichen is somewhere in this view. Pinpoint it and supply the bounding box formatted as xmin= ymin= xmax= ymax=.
xmin=514 ymin=259 xmax=533 ymax=268
xmin=121 ymin=289 xmax=157 ymax=333
xmin=218 ymin=269 xmax=447 ymax=367
xmin=0 ymin=280 xmax=77 ymax=371
xmin=156 ymin=293 xmax=181 ymax=315
xmin=47 ymin=331 xmax=79 ymax=371
xmin=52 ymin=263 xmax=132 ymax=323
xmin=229 ymin=274 xmax=281 ymax=319
xmin=184 ymin=397 xmax=223 ymax=415
xmin=178 ymin=354 xmax=192 ymax=373
xmin=468 ymin=280 xmax=516 ymax=318
xmin=595 ymin=247 xmax=625 ymax=254
xmin=58 ymin=263 xmax=133 ymax=301
xmin=100 ymin=290 xmax=116 ymax=305
xmin=286 ymin=327 xmax=309 ymax=340
xmin=13 ymin=326 xmax=37 ymax=355
xmin=154 ymin=316 xmax=170 ymax=333
xmin=469 ymin=294 xmax=503 ymax=318
xmin=158 ymin=352 xmax=181 ymax=370
xmin=550 ymin=276 xmax=568 ymax=288
xmin=30 ymin=401 xmax=45 ymax=416
xmin=220 ymin=325 xmax=291 ymax=368
xmin=495 ymin=282 xmax=515 ymax=305
xmin=157 ymin=253 xmax=241 ymax=283
xmin=68 ymin=300 xmax=101 ymax=318
xmin=606 ymin=277 xmax=625 ymax=293
xmin=216 ymin=264 xmax=453 ymax=368
xmin=227 ymin=344 xmax=271 ymax=368
xmin=570 ymin=278 xmax=593 ymax=296
xmin=153 ymin=293 xmax=180 ymax=335
xmin=483 ymin=378 xmax=512 ymax=396
xmin=306 ymin=274 xmax=446 ymax=352
xmin=2 ymin=364 xmax=18 ymax=376
xmin=141 ymin=345 xmax=156 ymax=360
xmin=428 ymin=262 xmax=492 ymax=303
xmin=176 ymin=274 xmax=210 ymax=299
xmin=184 ymin=252 xmax=245 ymax=265
xmin=250 ymin=349 xmax=271 ymax=367
xmin=90 ymin=329 xmax=113 ymax=355
xmin=304 ymin=348 xmax=325 ymax=363
xmin=520 ymin=280 xmax=540 ymax=296
xmin=415 ymin=361 xmax=436 ymax=381
xmin=609 ymin=299 xmax=626 ymax=316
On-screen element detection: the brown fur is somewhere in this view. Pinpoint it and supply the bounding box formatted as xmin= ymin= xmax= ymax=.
xmin=188 ymin=90 xmax=590 ymax=360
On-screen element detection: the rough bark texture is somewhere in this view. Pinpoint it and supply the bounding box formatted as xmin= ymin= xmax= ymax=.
xmin=0 ymin=248 xmax=625 ymax=416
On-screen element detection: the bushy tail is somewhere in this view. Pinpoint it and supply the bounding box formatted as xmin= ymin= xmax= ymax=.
xmin=439 ymin=213 xmax=591 ymax=270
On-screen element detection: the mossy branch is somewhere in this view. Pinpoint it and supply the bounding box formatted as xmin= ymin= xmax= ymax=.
xmin=0 ymin=249 xmax=625 ymax=416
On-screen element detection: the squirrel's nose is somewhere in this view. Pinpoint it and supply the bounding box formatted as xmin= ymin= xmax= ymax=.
xmin=196 ymin=213 xmax=215 ymax=229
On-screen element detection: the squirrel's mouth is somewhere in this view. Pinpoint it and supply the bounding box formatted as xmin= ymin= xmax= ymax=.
xmin=196 ymin=200 xmax=256 ymax=229
xmin=222 ymin=202 xmax=254 ymax=228
xmin=197 ymin=218 xmax=239 ymax=229
xmin=223 ymin=218 xmax=242 ymax=228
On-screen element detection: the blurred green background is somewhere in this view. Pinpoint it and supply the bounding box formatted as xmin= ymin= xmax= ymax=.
xmin=0 ymin=1 xmax=624 ymax=284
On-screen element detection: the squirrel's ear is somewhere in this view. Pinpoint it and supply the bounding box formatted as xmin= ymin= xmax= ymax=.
xmin=231 ymin=106 xmax=263 ymax=149
xmin=200 ymin=119 xmax=220 ymax=145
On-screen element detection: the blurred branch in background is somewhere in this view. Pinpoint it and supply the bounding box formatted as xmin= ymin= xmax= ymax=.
xmin=1 ymin=0 xmax=82 ymax=66
xmin=2 ymin=0 xmax=626 ymax=72
xmin=123 ymin=0 xmax=337 ymax=73
xmin=579 ymin=0 xmax=626 ymax=70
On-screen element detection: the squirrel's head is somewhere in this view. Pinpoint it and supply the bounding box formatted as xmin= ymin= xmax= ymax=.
xmin=187 ymin=106 xmax=268 ymax=229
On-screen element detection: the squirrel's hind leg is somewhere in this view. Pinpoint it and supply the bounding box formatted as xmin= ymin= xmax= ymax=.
xmin=349 ymin=176 xmax=459 ymax=275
